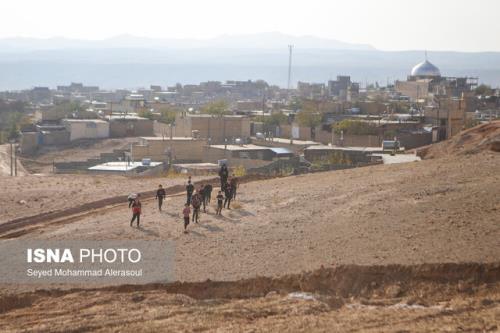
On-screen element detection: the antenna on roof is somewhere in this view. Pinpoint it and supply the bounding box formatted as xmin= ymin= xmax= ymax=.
xmin=425 ymin=50 xmax=428 ymax=61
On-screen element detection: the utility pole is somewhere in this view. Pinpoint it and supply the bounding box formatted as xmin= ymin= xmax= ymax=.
xmin=10 ymin=141 xmax=13 ymax=176
xmin=14 ymin=144 xmax=17 ymax=176
xmin=287 ymin=45 xmax=293 ymax=91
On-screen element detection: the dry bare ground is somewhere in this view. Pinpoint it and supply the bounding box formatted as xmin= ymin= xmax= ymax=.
xmin=0 ymin=123 xmax=499 ymax=332
xmin=7 ymin=151 xmax=498 ymax=282
xmin=0 ymin=144 xmax=27 ymax=176
xmin=20 ymin=137 xmax=140 ymax=174
xmin=1 ymin=263 xmax=499 ymax=333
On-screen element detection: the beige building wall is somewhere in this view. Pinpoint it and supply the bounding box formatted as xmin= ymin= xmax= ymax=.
xmin=62 ymin=120 xmax=110 ymax=141
xmin=425 ymin=98 xmax=466 ymax=139
xmin=174 ymin=114 xmax=251 ymax=143
xmin=395 ymin=80 xmax=430 ymax=101
xmin=35 ymin=109 xmax=67 ymax=122
xmin=154 ymin=121 xmax=191 ymax=138
xmin=20 ymin=132 xmax=38 ymax=155
xmin=131 ymin=138 xmax=205 ymax=162
xmin=203 ymin=147 xmax=271 ymax=169
xmin=109 ymin=118 xmax=154 ymax=137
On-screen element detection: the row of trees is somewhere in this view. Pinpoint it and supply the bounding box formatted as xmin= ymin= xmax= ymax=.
xmin=0 ymin=99 xmax=29 ymax=143
xmin=139 ymin=100 xmax=231 ymax=125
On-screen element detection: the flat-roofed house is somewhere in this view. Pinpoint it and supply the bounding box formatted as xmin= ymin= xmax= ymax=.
xmin=61 ymin=119 xmax=110 ymax=141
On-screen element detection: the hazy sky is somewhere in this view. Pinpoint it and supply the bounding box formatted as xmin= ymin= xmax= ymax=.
xmin=0 ymin=0 xmax=498 ymax=51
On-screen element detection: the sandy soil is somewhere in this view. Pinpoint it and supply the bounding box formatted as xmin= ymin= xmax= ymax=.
xmin=1 ymin=123 xmax=499 ymax=332
xmin=1 ymin=264 xmax=499 ymax=332
xmin=2 ymin=290 xmax=498 ymax=333
xmin=20 ymin=137 xmax=140 ymax=174
xmin=0 ymin=174 xmax=213 ymax=225
xmin=7 ymin=151 xmax=497 ymax=284
xmin=0 ymin=144 xmax=27 ymax=176
xmin=420 ymin=120 xmax=500 ymax=158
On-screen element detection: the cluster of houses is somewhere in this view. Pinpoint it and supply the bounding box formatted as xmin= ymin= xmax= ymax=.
xmin=20 ymin=113 xmax=154 ymax=154
xmin=12 ymin=59 xmax=499 ymax=174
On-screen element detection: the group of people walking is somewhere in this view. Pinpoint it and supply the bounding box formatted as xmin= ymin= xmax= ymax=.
xmin=127 ymin=164 xmax=239 ymax=234
xmin=182 ymin=165 xmax=238 ymax=233
xmin=219 ymin=164 xmax=238 ymax=210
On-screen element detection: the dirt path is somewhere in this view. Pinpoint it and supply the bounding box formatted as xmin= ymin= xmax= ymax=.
xmin=0 ymin=173 xmax=218 ymax=225
xmin=0 ymin=144 xmax=26 ymax=176
xmin=12 ymin=151 xmax=499 ymax=283
xmin=0 ymin=175 xmax=271 ymax=238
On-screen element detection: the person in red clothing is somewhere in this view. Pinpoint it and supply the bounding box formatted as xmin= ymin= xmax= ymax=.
xmin=182 ymin=203 xmax=191 ymax=233
xmin=130 ymin=194 xmax=142 ymax=227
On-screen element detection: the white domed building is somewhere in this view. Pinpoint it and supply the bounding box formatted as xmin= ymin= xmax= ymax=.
xmin=394 ymin=54 xmax=479 ymax=142
xmin=395 ymin=55 xmax=476 ymax=102
xmin=410 ymin=59 xmax=441 ymax=79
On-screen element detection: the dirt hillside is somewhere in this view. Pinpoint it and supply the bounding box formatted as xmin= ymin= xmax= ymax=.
xmin=0 ymin=144 xmax=27 ymax=176
xmin=1 ymin=263 xmax=499 ymax=332
xmin=0 ymin=129 xmax=499 ymax=332
xmin=420 ymin=121 xmax=500 ymax=159
xmin=2 ymin=150 xmax=498 ymax=284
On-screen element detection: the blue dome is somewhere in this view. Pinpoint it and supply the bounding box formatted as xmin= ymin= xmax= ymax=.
xmin=411 ymin=60 xmax=441 ymax=77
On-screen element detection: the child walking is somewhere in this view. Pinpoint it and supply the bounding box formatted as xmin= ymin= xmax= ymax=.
xmin=182 ymin=203 xmax=191 ymax=233
xmin=216 ymin=190 xmax=224 ymax=215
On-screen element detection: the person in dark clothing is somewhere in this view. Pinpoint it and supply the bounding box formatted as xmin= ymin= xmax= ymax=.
xmin=182 ymin=203 xmax=190 ymax=233
xmin=230 ymin=175 xmax=239 ymax=200
xmin=219 ymin=164 xmax=229 ymax=189
xmin=199 ymin=185 xmax=207 ymax=212
xmin=204 ymin=184 xmax=213 ymax=204
xmin=191 ymin=191 xmax=202 ymax=223
xmin=186 ymin=180 xmax=194 ymax=205
xmin=216 ymin=190 xmax=224 ymax=215
xmin=128 ymin=193 xmax=137 ymax=208
xmin=224 ymin=183 xmax=233 ymax=209
xmin=156 ymin=185 xmax=166 ymax=211
xmin=130 ymin=195 xmax=142 ymax=227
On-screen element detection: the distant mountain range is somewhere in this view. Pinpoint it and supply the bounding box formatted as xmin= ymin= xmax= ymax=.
xmin=0 ymin=33 xmax=499 ymax=90
xmin=0 ymin=32 xmax=375 ymax=52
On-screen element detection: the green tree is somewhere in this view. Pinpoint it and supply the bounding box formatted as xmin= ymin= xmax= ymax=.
xmin=0 ymin=99 xmax=29 ymax=143
xmin=296 ymin=107 xmax=322 ymax=140
xmin=256 ymin=112 xmax=288 ymax=134
xmin=7 ymin=121 xmax=19 ymax=140
xmin=138 ymin=109 xmax=154 ymax=120
xmin=333 ymin=119 xmax=378 ymax=135
xmin=289 ymin=98 xmax=303 ymax=111
xmin=157 ymin=106 xmax=179 ymax=125
xmin=475 ymin=84 xmax=493 ymax=96
xmin=201 ymin=100 xmax=230 ymax=116
xmin=257 ymin=112 xmax=287 ymax=127
xmin=53 ymin=100 xmax=82 ymax=114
